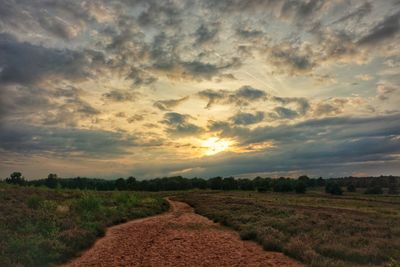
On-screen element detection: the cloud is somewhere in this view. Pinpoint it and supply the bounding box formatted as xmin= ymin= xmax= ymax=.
xmin=102 ymin=90 xmax=138 ymax=102
xmin=132 ymin=114 xmax=400 ymax=178
xmin=358 ymin=11 xmax=400 ymax=46
xmin=271 ymin=96 xmax=310 ymax=115
xmin=355 ymin=74 xmax=373 ymax=81
xmin=271 ymin=107 xmax=299 ymax=119
xmin=38 ymin=10 xmax=82 ymax=40
xmin=198 ymin=86 xmax=267 ymax=108
xmin=230 ymin=111 xmax=264 ymax=125
xmin=377 ymin=82 xmax=398 ymax=100
xmin=0 ymin=122 xmax=136 ymax=157
xmin=0 ymin=33 xmax=87 ymax=85
xmin=161 ymin=112 xmax=204 ymax=137
xmin=153 ymin=96 xmax=189 ymax=111
xmin=331 ymin=2 xmax=373 ymax=25
xmin=127 ymin=114 xmax=145 ymax=123
xmin=194 ymin=23 xmax=219 ymax=44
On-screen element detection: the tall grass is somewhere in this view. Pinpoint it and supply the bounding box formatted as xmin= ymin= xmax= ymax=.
xmin=177 ymin=191 xmax=400 ymax=267
xmin=0 ymin=185 xmax=168 ymax=267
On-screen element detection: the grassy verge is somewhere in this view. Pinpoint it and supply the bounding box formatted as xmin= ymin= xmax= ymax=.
xmin=0 ymin=183 xmax=169 ymax=267
xmin=176 ymin=190 xmax=400 ymax=267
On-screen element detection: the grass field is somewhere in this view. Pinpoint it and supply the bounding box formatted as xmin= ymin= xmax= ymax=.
xmin=0 ymin=183 xmax=168 ymax=267
xmin=176 ymin=190 xmax=400 ymax=267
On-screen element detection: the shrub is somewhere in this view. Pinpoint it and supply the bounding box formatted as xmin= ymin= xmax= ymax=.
xmin=364 ymin=186 xmax=383 ymax=194
xmin=347 ymin=184 xmax=356 ymax=192
xmin=325 ymin=183 xmax=343 ymax=195
xmin=239 ymin=228 xmax=258 ymax=240
xmin=74 ymin=194 xmax=102 ymax=213
xmin=27 ymin=195 xmax=44 ymax=209
xmin=295 ymin=182 xmax=307 ymax=194
xmin=273 ymin=178 xmax=293 ymax=192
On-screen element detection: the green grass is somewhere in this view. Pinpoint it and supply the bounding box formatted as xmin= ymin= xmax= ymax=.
xmin=0 ymin=183 xmax=169 ymax=267
xmin=175 ymin=190 xmax=400 ymax=267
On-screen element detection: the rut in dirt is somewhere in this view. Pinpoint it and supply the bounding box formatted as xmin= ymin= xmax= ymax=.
xmin=64 ymin=198 xmax=303 ymax=267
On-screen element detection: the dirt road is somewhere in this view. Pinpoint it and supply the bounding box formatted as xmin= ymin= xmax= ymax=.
xmin=64 ymin=199 xmax=303 ymax=267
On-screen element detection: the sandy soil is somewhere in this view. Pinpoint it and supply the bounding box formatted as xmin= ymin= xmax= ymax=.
xmin=63 ymin=199 xmax=303 ymax=267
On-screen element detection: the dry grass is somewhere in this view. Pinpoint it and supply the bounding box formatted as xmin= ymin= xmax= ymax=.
xmin=0 ymin=183 xmax=168 ymax=267
xmin=176 ymin=190 xmax=400 ymax=267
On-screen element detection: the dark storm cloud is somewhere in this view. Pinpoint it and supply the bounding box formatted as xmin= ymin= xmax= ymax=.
xmin=161 ymin=112 xmax=204 ymax=137
xmin=358 ymin=11 xmax=400 ymax=46
xmin=0 ymin=122 xmax=136 ymax=156
xmin=102 ymin=90 xmax=138 ymax=102
xmin=244 ymin=114 xmax=400 ymax=146
xmin=230 ymin=111 xmax=264 ymax=125
xmin=198 ymin=86 xmax=267 ymax=108
xmin=153 ymin=96 xmax=189 ymax=111
xmin=0 ymin=33 xmax=86 ymax=85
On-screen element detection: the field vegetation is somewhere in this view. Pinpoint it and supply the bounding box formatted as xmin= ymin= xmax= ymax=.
xmin=176 ymin=190 xmax=400 ymax=267
xmin=0 ymin=183 xmax=168 ymax=267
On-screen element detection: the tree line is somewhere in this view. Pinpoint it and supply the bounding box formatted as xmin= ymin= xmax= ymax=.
xmin=2 ymin=172 xmax=399 ymax=195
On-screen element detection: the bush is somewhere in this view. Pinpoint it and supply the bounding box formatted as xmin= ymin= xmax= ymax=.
xmin=27 ymin=195 xmax=44 ymax=209
xmin=273 ymin=178 xmax=293 ymax=192
xmin=325 ymin=183 xmax=343 ymax=195
xmin=347 ymin=184 xmax=356 ymax=192
xmin=364 ymin=186 xmax=383 ymax=194
xmin=295 ymin=182 xmax=307 ymax=194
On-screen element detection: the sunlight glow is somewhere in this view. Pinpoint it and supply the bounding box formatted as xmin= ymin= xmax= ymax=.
xmin=202 ymin=137 xmax=232 ymax=156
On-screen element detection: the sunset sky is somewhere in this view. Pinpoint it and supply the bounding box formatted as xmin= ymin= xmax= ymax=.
xmin=1 ymin=0 xmax=400 ymax=179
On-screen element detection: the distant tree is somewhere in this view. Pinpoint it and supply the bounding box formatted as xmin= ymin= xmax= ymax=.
xmin=273 ymin=178 xmax=293 ymax=192
xmin=208 ymin=177 xmax=223 ymax=190
xmin=191 ymin=178 xmax=207 ymax=189
xmin=222 ymin=177 xmax=237 ymax=190
xmin=5 ymin=172 xmax=25 ymax=186
xmin=254 ymin=177 xmax=271 ymax=192
xmin=126 ymin=176 xmax=137 ymax=190
xmin=316 ymin=177 xmax=325 ymax=187
xmin=45 ymin=173 xmax=58 ymax=188
xmin=237 ymin=179 xmax=254 ymax=191
xmin=388 ymin=176 xmax=398 ymax=195
xmin=325 ymin=182 xmax=343 ymax=195
xmin=347 ymin=184 xmax=356 ymax=192
xmin=115 ymin=178 xmax=127 ymax=191
xmin=294 ymin=181 xmax=307 ymax=194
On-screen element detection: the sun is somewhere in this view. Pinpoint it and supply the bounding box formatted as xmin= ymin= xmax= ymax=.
xmin=201 ymin=137 xmax=231 ymax=156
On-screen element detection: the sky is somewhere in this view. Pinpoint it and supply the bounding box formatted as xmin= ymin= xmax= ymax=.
xmin=0 ymin=0 xmax=400 ymax=179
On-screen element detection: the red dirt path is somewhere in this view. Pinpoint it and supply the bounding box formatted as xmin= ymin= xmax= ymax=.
xmin=64 ymin=199 xmax=303 ymax=267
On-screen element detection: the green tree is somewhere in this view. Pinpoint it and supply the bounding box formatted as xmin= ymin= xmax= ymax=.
xmin=295 ymin=181 xmax=307 ymax=194
xmin=5 ymin=172 xmax=25 ymax=185
xmin=388 ymin=176 xmax=398 ymax=195
xmin=115 ymin=178 xmax=127 ymax=191
xmin=325 ymin=182 xmax=343 ymax=195
xmin=347 ymin=184 xmax=356 ymax=192
xmin=365 ymin=185 xmax=383 ymax=194
xmin=45 ymin=173 xmax=58 ymax=188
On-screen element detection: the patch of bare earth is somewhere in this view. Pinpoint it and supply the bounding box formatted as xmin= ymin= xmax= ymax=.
xmin=64 ymin=199 xmax=303 ymax=267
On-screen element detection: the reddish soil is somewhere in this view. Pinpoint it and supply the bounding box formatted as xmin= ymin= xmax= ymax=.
xmin=64 ymin=199 xmax=303 ymax=267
